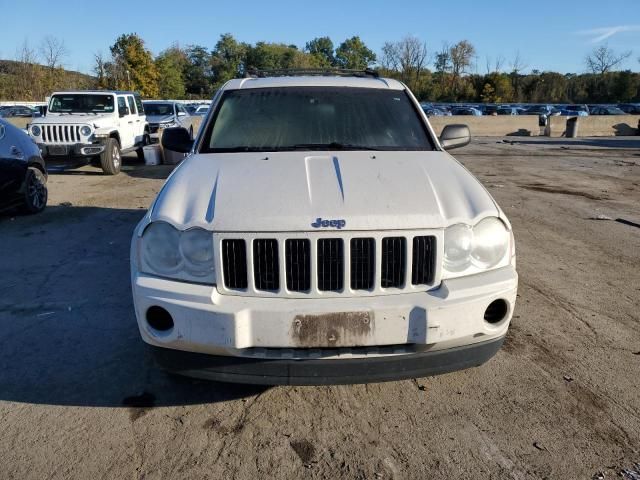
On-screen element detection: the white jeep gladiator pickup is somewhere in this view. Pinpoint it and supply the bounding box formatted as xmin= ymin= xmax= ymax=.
xmin=28 ymin=90 xmax=150 ymax=174
xmin=130 ymin=70 xmax=518 ymax=385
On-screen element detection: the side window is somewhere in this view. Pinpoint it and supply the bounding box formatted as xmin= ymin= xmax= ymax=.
xmin=134 ymin=95 xmax=144 ymax=116
xmin=117 ymin=97 xmax=127 ymax=112
xmin=177 ymin=104 xmax=185 ymax=114
xmin=127 ymin=96 xmax=136 ymax=115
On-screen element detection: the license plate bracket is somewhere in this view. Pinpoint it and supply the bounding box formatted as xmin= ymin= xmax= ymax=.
xmin=290 ymin=311 xmax=374 ymax=348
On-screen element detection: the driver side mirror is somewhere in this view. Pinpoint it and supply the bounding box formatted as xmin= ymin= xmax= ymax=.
xmin=118 ymin=106 xmax=129 ymax=117
xmin=439 ymin=124 xmax=471 ymax=150
xmin=162 ymin=127 xmax=193 ymax=153
xmin=177 ymin=111 xmax=186 ymax=117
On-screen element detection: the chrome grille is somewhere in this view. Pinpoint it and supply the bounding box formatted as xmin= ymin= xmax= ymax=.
xmin=222 ymin=239 xmax=248 ymax=289
xmin=381 ymin=237 xmax=406 ymax=288
xmin=350 ymin=238 xmax=375 ymax=290
xmin=218 ymin=231 xmax=438 ymax=297
xmin=253 ymin=239 xmax=279 ymax=291
xmin=285 ymin=239 xmax=311 ymax=292
xmin=40 ymin=124 xmax=83 ymax=144
xmin=317 ymin=238 xmax=344 ymax=291
xmin=411 ymin=236 xmax=436 ymax=285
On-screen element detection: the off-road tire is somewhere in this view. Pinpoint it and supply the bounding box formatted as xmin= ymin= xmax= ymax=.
xmin=100 ymin=138 xmax=121 ymax=175
xmin=22 ymin=167 xmax=47 ymax=214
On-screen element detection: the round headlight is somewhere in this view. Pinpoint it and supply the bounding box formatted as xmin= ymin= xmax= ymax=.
xmin=80 ymin=126 xmax=92 ymax=136
xmin=179 ymin=229 xmax=214 ymax=276
xmin=31 ymin=125 xmax=41 ymax=137
xmin=142 ymin=222 xmax=181 ymax=274
xmin=444 ymin=224 xmax=473 ymax=272
xmin=471 ymin=217 xmax=509 ymax=269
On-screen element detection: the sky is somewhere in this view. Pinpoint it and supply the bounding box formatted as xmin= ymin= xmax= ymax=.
xmin=1 ymin=0 xmax=639 ymax=75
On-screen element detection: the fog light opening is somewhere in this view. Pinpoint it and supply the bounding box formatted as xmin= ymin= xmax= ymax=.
xmin=484 ymin=299 xmax=509 ymax=324
xmin=146 ymin=306 xmax=174 ymax=331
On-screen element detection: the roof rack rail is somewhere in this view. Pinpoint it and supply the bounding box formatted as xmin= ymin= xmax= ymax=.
xmin=243 ymin=68 xmax=379 ymax=79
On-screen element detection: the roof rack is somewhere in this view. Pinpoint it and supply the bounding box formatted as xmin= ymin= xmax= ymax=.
xmin=243 ymin=68 xmax=379 ymax=79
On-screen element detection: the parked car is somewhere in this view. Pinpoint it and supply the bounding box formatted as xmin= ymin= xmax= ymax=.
xmin=560 ymin=105 xmax=589 ymax=116
xmin=590 ymin=106 xmax=626 ymax=115
xmin=28 ymin=90 xmax=150 ymax=175
xmin=0 ymin=119 xmax=47 ymax=213
xmin=421 ymin=105 xmax=445 ymax=117
xmin=497 ymin=106 xmax=519 ymax=115
xmin=132 ymin=70 xmax=518 ymax=385
xmin=0 ymin=105 xmax=35 ymax=118
xmin=194 ymin=105 xmax=210 ymax=116
xmin=617 ymin=103 xmax=640 ymax=114
xmin=143 ymin=101 xmax=198 ymax=142
xmin=450 ymin=106 xmax=482 ymax=116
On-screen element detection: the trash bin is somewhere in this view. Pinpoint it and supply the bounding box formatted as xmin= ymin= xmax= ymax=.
xmin=143 ymin=145 xmax=162 ymax=165
xmin=566 ymin=116 xmax=579 ymax=138
xmin=163 ymin=148 xmax=188 ymax=165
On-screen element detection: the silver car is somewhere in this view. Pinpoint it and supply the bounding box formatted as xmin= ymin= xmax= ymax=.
xmin=142 ymin=101 xmax=198 ymax=142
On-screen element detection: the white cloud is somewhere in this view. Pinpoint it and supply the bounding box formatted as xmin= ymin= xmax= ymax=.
xmin=577 ymin=25 xmax=640 ymax=43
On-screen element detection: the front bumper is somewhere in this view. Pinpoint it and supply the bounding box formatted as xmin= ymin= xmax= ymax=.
xmin=132 ymin=265 xmax=518 ymax=382
xmin=150 ymin=335 xmax=505 ymax=385
xmin=38 ymin=143 xmax=105 ymax=157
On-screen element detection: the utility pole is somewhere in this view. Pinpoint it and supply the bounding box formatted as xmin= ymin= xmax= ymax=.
xmin=126 ymin=70 xmax=131 ymax=90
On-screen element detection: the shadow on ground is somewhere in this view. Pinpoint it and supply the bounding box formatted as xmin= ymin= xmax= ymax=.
xmin=45 ymin=153 xmax=175 ymax=180
xmin=0 ymin=206 xmax=266 ymax=407
xmin=506 ymin=137 xmax=640 ymax=149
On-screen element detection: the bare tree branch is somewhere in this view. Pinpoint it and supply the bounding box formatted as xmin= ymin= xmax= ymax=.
xmin=585 ymin=44 xmax=632 ymax=74
xmin=39 ymin=35 xmax=68 ymax=71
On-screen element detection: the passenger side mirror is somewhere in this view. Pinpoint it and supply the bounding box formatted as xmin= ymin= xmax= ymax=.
xmin=162 ymin=127 xmax=193 ymax=153
xmin=119 ymin=106 xmax=129 ymax=117
xmin=439 ymin=124 xmax=471 ymax=150
xmin=177 ymin=111 xmax=186 ymax=117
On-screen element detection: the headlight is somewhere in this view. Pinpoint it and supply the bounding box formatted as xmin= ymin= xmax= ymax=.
xmin=31 ymin=125 xmax=41 ymax=137
xmin=140 ymin=222 xmax=215 ymax=284
xmin=80 ymin=126 xmax=92 ymax=136
xmin=443 ymin=224 xmax=473 ymax=272
xmin=443 ymin=217 xmax=510 ymax=279
xmin=471 ymin=217 xmax=510 ymax=269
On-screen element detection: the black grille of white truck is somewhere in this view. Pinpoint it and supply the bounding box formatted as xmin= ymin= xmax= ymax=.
xmin=220 ymin=233 xmax=438 ymax=296
xmin=41 ymin=125 xmax=83 ymax=143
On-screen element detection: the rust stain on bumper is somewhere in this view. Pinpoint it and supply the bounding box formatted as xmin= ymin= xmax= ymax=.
xmin=291 ymin=311 xmax=374 ymax=347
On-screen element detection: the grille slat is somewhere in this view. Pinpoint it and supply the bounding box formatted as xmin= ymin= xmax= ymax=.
xmin=317 ymin=239 xmax=343 ymax=291
xmin=411 ymin=236 xmax=436 ymax=285
xmin=222 ymin=239 xmax=247 ymax=289
xmin=381 ymin=237 xmax=406 ymax=288
xmin=253 ymin=239 xmax=279 ymax=291
xmin=286 ymin=239 xmax=311 ymax=292
xmin=350 ymin=238 xmax=375 ymax=290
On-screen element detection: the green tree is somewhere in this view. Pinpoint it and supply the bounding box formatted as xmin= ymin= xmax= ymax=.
xmin=184 ymin=45 xmax=212 ymax=97
xmin=335 ymin=36 xmax=376 ymax=69
xmin=109 ymin=33 xmax=159 ymax=97
xmin=245 ymin=42 xmax=312 ymax=70
xmin=211 ymin=34 xmax=248 ymax=87
xmin=155 ymin=45 xmax=187 ymax=98
xmin=305 ymin=37 xmax=335 ymax=67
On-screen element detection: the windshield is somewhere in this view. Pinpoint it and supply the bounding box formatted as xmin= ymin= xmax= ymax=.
xmin=201 ymin=87 xmax=434 ymax=152
xmin=144 ymin=103 xmax=174 ymax=116
xmin=49 ymin=94 xmax=114 ymax=113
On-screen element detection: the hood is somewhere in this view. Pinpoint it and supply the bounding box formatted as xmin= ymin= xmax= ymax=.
xmin=146 ymin=151 xmax=499 ymax=232
xmin=146 ymin=115 xmax=175 ymax=124
xmin=33 ymin=112 xmax=113 ymax=126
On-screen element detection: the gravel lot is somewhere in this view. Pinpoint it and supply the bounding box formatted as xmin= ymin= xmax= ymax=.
xmin=0 ymin=138 xmax=639 ymax=479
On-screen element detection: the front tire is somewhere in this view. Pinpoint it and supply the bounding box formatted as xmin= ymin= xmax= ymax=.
xmin=136 ymin=133 xmax=150 ymax=161
xmin=100 ymin=138 xmax=121 ymax=175
xmin=22 ymin=167 xmax=47 ymax=214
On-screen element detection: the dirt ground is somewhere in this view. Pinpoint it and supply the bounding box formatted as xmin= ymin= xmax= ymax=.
xmin=0 ymin=137 xmax=639 ymax=479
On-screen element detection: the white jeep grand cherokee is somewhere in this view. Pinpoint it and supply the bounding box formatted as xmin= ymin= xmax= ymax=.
xmin=130 ymin=70 xmax=518 ymax=385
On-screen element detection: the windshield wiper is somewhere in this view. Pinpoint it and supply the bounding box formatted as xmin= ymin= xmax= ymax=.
xmin=285 ymin=142 xmax=379 ymax=151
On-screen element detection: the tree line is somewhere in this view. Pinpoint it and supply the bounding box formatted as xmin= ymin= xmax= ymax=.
xmin=1 ymin=33 xmax=639 ymax=104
